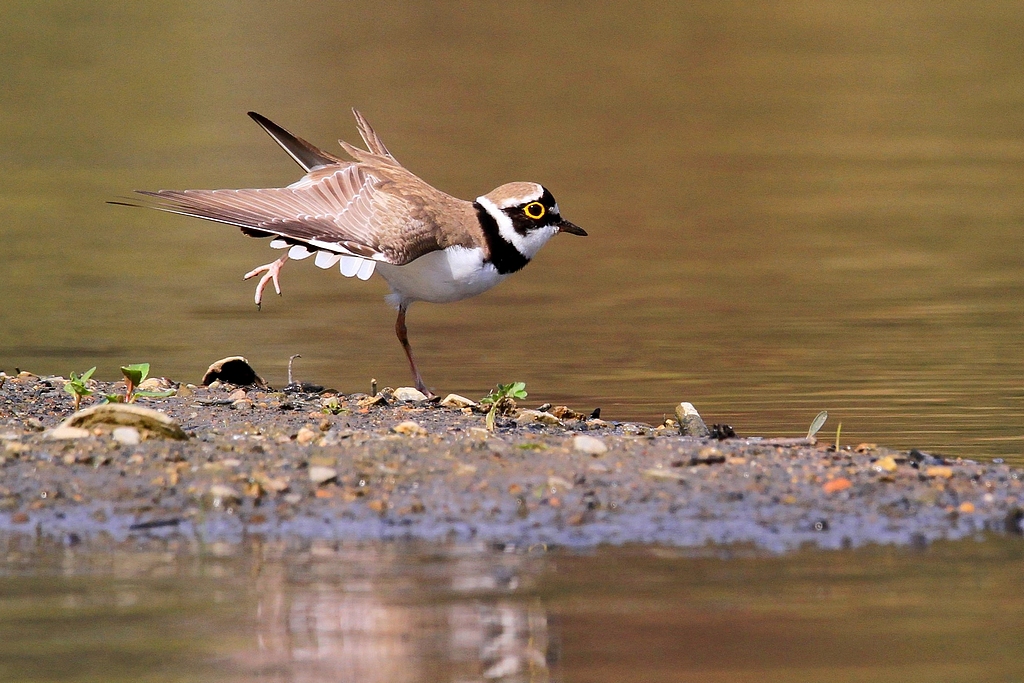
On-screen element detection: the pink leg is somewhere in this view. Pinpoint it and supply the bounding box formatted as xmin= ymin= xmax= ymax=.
xmin=243 ymin=254 xmax=289 ymax=309
xmin=395 ymin=304 xmax=433 ymax=397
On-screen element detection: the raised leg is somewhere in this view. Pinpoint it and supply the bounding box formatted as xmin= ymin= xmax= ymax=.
xmin=395 ymin=304 xmax=433 ymax=397
xmin=243 ymin=254 xmax=289 ymax=309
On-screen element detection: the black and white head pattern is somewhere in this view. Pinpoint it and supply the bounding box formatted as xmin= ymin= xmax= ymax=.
xmin=474 ymin=182 xmax=563 ymax=274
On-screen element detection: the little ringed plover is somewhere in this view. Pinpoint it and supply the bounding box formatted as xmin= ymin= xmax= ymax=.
xmin=116 ymin=110 xmax=586 ymax=396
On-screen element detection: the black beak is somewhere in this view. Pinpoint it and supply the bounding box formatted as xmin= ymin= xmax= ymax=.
xmin=556 ymin=219 xmax=587 ymax=236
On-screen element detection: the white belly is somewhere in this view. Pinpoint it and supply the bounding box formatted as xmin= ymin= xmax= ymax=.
xmin=375 ymin=246 xmax=508 ymax=307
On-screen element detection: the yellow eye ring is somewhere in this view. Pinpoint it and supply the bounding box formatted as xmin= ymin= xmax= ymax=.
xmin=523 ymin=202 xmax=546 ymax=220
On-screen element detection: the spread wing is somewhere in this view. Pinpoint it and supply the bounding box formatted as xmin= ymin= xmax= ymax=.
xmin=119 ymin=112 xmax=477 ymax=276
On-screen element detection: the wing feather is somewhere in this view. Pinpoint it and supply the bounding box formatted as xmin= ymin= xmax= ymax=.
xmin=123 ymin=111 xmax=482 ymax=265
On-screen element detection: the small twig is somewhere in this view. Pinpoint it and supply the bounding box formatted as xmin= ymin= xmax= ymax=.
xmin=371 ymin=378 xmax=378 ymax=396
xmin=287 ymin=354 xmax=301 ymax=385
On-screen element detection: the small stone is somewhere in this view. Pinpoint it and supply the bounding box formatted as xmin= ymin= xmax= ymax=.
xmin=112 ymin=427 xmax=142 ymax=446
xmin=207 ymin=484 xmax=242 ymax=506
xmin=296 ymin=427 xmax=317 ymax=445
xmin=643 ymin=468 xmax=685 ymax=482
xmin=24 ymin=417 xmax=44 ymax=431
xmin=958 ymin=502 xmax=975 ymax=514
xmin=393 ymin=420 xmax=427 ymax=436
xmin=4 ymin=442 xmax=29 ymax=454
xmin=11 ymin=512 xmax=29 ymax=524
xmin=550 ymin=405 xmax=583 ymax=420
xmin=547 ymin=475 xmax=572 ymax=490
xmin=440 ymin=393 xmax=477 ymax=409
xmin=394 ymin=387 xmax=428 ymax=402
xmin=873 ymin=456 xmax=898 ymax=473
xmin=926 ymin=466 xmax=954 ymax=479
xmin=231 ymin=399 xmax=253 ymax=411
xmin=515 ymin=410 xmax=563 ymax=426
xmin=585 ymin=419 xmax=611 ymax=429
xmin=823 ymin=477 xmax=853 ymax=493
xmin=138 ymin=377 xmax=174 ymax=392
xmin=308 ymin=466 xmax=338 ymax=486
xmin=573 ymin=434 xmax=608 ymax=455
xmin=674 ymin=402 xmax=710 ymax=438
xmin=357 ymin=393 xmax=387 ymax=407
xmin=46 ymin=426 xmax=91 ymax=440
xmin=228 ymin=389 xmax=247 ymax=401
xmin=176 ymin=384 xmax=195 ymax=398
xmin=256 ymin=474 xmax=289 ymax=493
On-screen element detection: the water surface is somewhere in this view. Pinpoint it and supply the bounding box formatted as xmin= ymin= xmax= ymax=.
xmin=1 ymin=2 xmax=1023 ymax=459
xmin=1 ymin=537 xmax=1022 ymax=682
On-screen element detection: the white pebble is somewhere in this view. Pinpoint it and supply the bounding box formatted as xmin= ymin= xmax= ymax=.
xmin=573 ymin=434 xmax=608 ymax=455
xmin=112 ymin=426 xmax=141 ymax=446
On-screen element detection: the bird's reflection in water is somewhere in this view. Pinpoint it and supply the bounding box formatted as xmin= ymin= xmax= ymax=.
xmin=243 ymin=542 xmax=555 ymax=683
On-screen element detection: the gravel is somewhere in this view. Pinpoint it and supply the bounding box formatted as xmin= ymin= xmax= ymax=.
xmin=1 ymin=371 xmax=1021 ymax=552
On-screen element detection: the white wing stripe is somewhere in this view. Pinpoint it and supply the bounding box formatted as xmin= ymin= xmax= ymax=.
xmin=289 ymin=245 xmax=313 ymax=259
xmin=356 ymin=259 xmax=376 ymax=280
xmin=340 ymin=256 xmax=362 ymax=277
xmin=314 ymin=251 xmax=341 ymax=269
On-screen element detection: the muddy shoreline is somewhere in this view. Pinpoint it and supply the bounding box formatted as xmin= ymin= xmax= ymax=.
xmin=1 ymin=371 xmax=1021 ymax=552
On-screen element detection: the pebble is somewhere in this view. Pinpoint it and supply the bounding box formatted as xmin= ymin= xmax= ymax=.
xmin=228 ymin=389 xmax=248 ymax=401
xmin=393 ymin=420 xmax=427 ymax=436
xmin=573 ymin=434 xmax=608 ymax=455
xmin=394 ymin=387 xmax=428 ymax=402
xmin=515 ymin=410 xmax=563 ymax=426
xmin=674 ymin=402 xmax=710 ymax=438
xmin=823 ymin=477 xmax=853 ymax=493
xmin=296 ymin=427 xmax=317 ymax=445
xmin=308 ymin=466 xmax=338 ymax=486
xmin=643 ymin=468 xmax=685 ymax=482
xmin=112 ymin=427 xmax=142 ymax=446
xmin=47 ymin=426 xmax=91 ymax=440
xmin=24 ymin=417 xmax=44 ymax=431
xmin=231 ymin=399 xmax=253 ymax=411
xmin=873 ymin=456 xmax=898 ymax=472
xmin=926 ymin=466 xmax=954 ymax=479
xmin=440 ymin=393 xmax=477 ymax=409
xmin=207 ymin=484 xmax=242 ymax=506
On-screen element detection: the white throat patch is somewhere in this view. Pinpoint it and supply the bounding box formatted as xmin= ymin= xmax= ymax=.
xmin=476 ymin=195 xmax=559 ymax=260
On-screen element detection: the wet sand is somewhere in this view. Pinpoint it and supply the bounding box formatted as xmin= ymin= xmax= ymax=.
xmin=1 ymin=372 xmax=1021 ymax=552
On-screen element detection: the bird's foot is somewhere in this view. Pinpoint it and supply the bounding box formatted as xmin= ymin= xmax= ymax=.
xmin=414 ymin=378 xmax=435 ymax=399
xmin=243 ymin=255 xmax=289 ymax=309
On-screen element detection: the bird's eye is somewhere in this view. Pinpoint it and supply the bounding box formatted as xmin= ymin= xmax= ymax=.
xmin=523 ymin=202 xmax=546 ymax=220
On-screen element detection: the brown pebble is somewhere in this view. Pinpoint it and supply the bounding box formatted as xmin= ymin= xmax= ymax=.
xmin=11 ymin=512 xmax=29 ymax=524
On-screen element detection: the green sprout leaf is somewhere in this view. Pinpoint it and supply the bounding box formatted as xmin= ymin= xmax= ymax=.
xmin=121 ymin=363 xmax=150 ymax=386
xmin=120 ymin=363 xmax=151 ymax=402
xmin=481 ymin=382 xmax=529 ymax=431
xmin=807 ymin=410 xmax=828 ymax=439
xmin=63 ymin=367 xmax=97 ymax=411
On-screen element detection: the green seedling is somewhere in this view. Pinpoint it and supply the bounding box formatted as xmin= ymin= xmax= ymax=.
xmin=102 ymin=363 xmax=174 ymax=403
xmin=63 ymin=367 xmax=96 ymax=411
xmin=321 ymin=396 xmax=348 ymax=415
xmin=480 ymin=382 xmax=528 ymax=431
xmin=807 ymin=410 xmax=828 ymax=439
